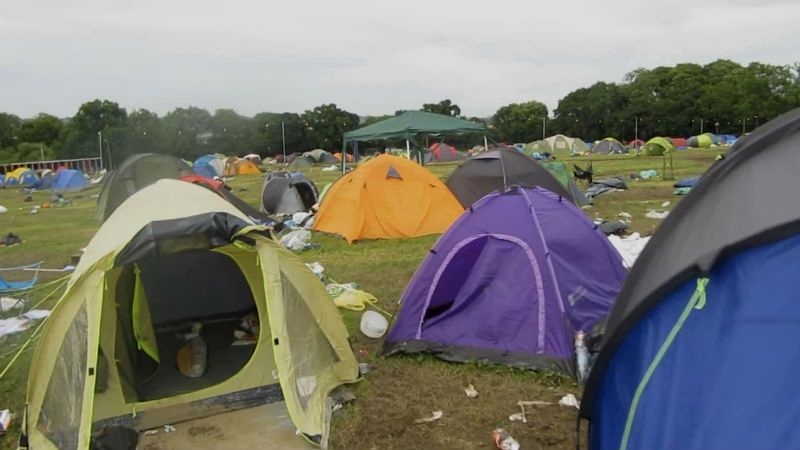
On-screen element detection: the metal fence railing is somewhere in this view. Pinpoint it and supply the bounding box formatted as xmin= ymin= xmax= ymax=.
xmin=0 ymin=157 xmax=103 ymax=175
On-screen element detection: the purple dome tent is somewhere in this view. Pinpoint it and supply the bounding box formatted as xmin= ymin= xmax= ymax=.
xmin=383 ymin=186 xmax=627 ymax=376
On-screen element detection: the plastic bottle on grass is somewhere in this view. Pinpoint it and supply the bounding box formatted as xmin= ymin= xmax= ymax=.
xmin=492 ymin=428 xmax=520 ymax=450
xmin=575 ymin=331 xmax=589 ymax=385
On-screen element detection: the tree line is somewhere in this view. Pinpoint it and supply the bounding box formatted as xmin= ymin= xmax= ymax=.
xmin=1 ymin=59 xmax=798 ymax=165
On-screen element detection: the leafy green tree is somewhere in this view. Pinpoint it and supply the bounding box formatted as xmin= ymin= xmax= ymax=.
xmin=209 ymin=109 xmax=253 ymax=154
xmin=61 ymin=99 xmax=127 ymax=158
xmin=551 ymin=82 xmax=626 ymax=140
xmin=422 ymin=99 xmax=461 ymax=117
xmin=251 ymin=112 xmax=310 ymax=156
xmin=301 ymin=104 xmax=360 ymax=150
xmin=18 ymin=113 xmax=64 ymax=147
xmin=162 ymin=106 xmax=212 ymax=158
xmin=121 ymin=109 xmax=166 ymax=157
xmin=0 ymin=113 xmax=22 ymax=150
xmin=490 ymin=101 xmax=548 ymax=143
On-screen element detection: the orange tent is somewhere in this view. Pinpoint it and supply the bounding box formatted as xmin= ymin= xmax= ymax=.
xmin=332 ymin=152 xmax=353 ymax=162
xmin=235 ymin=159 xmax=262 ymax=174
xmin=313 ymin=154 xmax=463 ymax=243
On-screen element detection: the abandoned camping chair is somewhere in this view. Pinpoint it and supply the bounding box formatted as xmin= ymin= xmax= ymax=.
xmin=573 ymin=161 xmax=594 ymax=189
xmin=0 ymin=261 xmax=44 ymax=294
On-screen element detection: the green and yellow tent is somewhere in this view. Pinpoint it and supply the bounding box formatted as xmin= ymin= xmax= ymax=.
xmin=642 ymin=137 xmax=676 ymax=156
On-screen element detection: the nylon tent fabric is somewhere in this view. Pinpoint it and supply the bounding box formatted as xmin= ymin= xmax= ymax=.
xmin=572 ymin=138 xmax=590 ymax=155
xmin=303 ymin=149 xmax=337 ymax=164
xmin=426 ymin=142 xmax=464 ymax=163
xmin=179 ymin=174 xmax=275 ymax=226
xmin=260 ymin=172 xmax=319 ymax=215
xmin=383 ymin=186 xmax=626 ymax=377
xmin=539 ymin=161 xmax=590 ymax=206
xmin=544 ymin=134 xmax=574 ymax=158
xmin=627 ymin=139 xmax=645 ymax=149
xmin=222 ymin=157 xmax=240 ymax=177
xmin=669 ymin=137 xmax=689 ymax=149
xmin=5 ymin=167 xmax=39 ymax=187
xmin=194 ymin=155 xmax=225 ymax=178
xmin=523 ymin=140 xmax=551 ymax=156
xmin=445 ymin=149 xmax=575 ymax=208
xmin=592 ymin=138 xmax=627 ymax=154
xmin=344 ymin=111 xmax=485 ymax=143
xmin=235 ymin=159 xmax=262 ymax=175
xmin=641 ymin=137 xmax=675 ymax=156
xmin=581 ymin=107 xmax=800 ymax=450
xmin=332 ymin=152 xmax=353 ymax=162
xmin=22 ymin=180 xmax=358 ymax=450
xmin=96 ymin=153 xmax=194 ymax=222
xmin=52 ymin=169 xmax=88 ymax=193
xmin=687 ymin=134 xmax=713 ymax=148
xmin=37 ymin=171 xmax=56 ymax=190
xmin=313 ymin=154 xmax=463 ymax=243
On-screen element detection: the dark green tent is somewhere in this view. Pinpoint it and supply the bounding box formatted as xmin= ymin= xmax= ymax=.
xmin=342 ymin=111 xmax=486 ymax=168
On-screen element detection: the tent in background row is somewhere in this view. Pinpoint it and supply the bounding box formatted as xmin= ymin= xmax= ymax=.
xmin=581 ymin=107 xmax=800 ymax=450
xmin=52 ymin=169 xmax=88 ymax=193
xmin=426 ymin=142 xmax=465 ymax=163
xmin=303 ymin=149 xmax=337 ymax=164
xmin=341 ymin=111 xmax=487 ymax=170
xmin=194 ymin=154 xmax=225 ymax=178
xmin=260 ymin=172 xmax=319 ymax=216
xmin=4 ymin=167 xmax=39 ymax=187
xmin=641 ymin=137 xmax=675 ymax=156
xmin=592 ymin=138 xmax=628 ymax=155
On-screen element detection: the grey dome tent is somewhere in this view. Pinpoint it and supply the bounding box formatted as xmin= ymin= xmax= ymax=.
xmin=97 ymin=153 xmax=194 ymax=222
xmin=446 ymin=148 xmax=577 ymax=208
xmin=592 ymin=138 xmax=628 ymax=155
xmin=287 ymin=156 xmax=313 ymax=171
xmin=303 ymin=149 xmax=337 ymax=164
xmin=261 ymin=172 xmax=319 ymax=215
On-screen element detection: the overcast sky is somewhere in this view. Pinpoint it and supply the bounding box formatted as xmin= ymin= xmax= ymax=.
xmin=2 ymin=0 xmax=799 ymax=119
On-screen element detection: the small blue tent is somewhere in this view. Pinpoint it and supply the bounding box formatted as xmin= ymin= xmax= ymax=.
xmin=581 ymin=107 xmax=800 ymax=450
xmin=52 ymin=169 xmax=88 ymax=192
xmin=0 ymin=174 xmax=5 ymax=186
xmin=37 ymin=171 xmax=56 ymax=189
xmin=193 ymin=155 xmax=222 ymax=179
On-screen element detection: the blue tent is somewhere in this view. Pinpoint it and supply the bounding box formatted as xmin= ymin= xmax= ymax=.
xmin=193 ymin=155 xmax=222 ymax=178
xmin=581 ymin=107 xmax=800 ymax=449
xmin=52 ymin=169 xmax=88 ymax=192
xmin=37 ymin=172 xmax=56 ymax=189
xmin=0 ymin=174 xmax=5 ymax=186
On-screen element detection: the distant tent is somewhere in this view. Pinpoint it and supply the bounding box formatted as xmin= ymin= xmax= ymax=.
xmin=222 ymin=156 xmax=240 ymax=177
xmin=52 ymin=169 xmax=88 ymax=193
xmin=332 ymin=152 xmax=353 ymax=162
xmin=446 ymin=149 xmax=576 ymax=208
xmin=426 ymin=143 xmax=464 ymax=163
xmin=314 ymin=154 xmax=463 ymax=243
xmin=229 ymin=158 xmax=262 ymax=175
xmin=539 ymin=161 xmax=590 ymax=205
xmin=592 ymin=138 xmax=627 ymax=155
xmin=194 ymin=154 xmax=225 ymax=178
xmin=544 ymin=134 xmax=574 ymax=158
xmin=669 ymin=137 xmax=688 ymax=149
xmin=260 ymin=172 xmax=319 ymax=216
xmin=687 ymin=133 xmax=713 ymax=148
xmin=178 ymin=174 xmax=274 ymax=226
xmin=572 ymin=138 xmax=591 ymax=154
xmin=523 ymin=140 xmax=552 ymax=156
xmin=243 ymin=153 xmax=262 ymax=163
xmin=580 ymin=107 xmax=800 ymax=450
xmin=718 ymin=134 xmax=738 ymax=145
xmin=383 ymin=186 xmax=627 ymax=376
xmin=97 ymin=153 xmax=194 ymax=222
xmin=627 ymin=139 xmax=645 ymax=149
xmin=5 ymin=167 xmax=38 ymax=187
xmin=303 ymin=149 xmax=337 ymax=164
xmin=641 ymin=137 xmax=675 ymax=156
xmin=0 ymin=174 xmax=5 ymax=186
xmin=37 ymin=171 xmax=57 ymax=190
xmin=287 ymin=156 xmax=314 ymax=171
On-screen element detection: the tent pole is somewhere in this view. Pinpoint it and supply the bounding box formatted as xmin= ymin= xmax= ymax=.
xmin=406 ymin=140 xmax=410 ymax=161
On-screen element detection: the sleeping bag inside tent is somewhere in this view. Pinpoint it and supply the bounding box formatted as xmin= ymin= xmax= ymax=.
xmin=383 ymin=186 xmax=627 ymax=376
xmin=21 ymin=179 xmax=358 ymax=450
xmin=581 ymin=107 xmax=800 ymax=450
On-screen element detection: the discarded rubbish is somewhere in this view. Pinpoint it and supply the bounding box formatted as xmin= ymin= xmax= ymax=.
xmin=0 ymin=205 xmax=6 ymax=214
xmin=0 ymin=310 xmax=52 ymax=339
xmin=0 ymin=409 xmax=12 ymax=436
xmin=414 ymin=410 xmax=443 ymax=424
xmin=305 ymin=261 xmax=325 ymax=279
xmin=0 ymin=233 xmax=21 ymax=246
xmin=280 ymin=229 xmax=312 ymax=251
xmin=163 ymin=424 xmax=176 ymax=433
xmin=143 ymin=429 xmax=159 ymax=436
xmin=1 ymin=297 xmax=24 ymax=313
xmin=358 ymin=362 xmax=375 ymax=376
xmin=617 ymin=211 xmax=632 ymax=220
xmin=575 ymin=331 xmax=589 ymax=385
xmin=661 ymin=201 xmax=671 ymax=207
xmin=645 ymin=210 xmax=669 ymax=219
xmin=558 ymin=394 xmax=580 ymax=409
xmin=360 ymin=310 xmax=388 ymax=338
xmin=322 ymin=165 xmax=338 ymax=172
xmin=492 ymin=428 xmax=520 ymax=450
xmin=465 ymin=383 xmax=479 ymax=398
xmin=508 ymin=413 xmax=525 ymax=422
xmin=639 ymin=169 xmax=658 ymax=179
xmin=516 ymin=399 xmax=554 ymax=423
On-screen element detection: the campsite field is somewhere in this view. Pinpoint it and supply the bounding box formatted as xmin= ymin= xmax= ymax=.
xmin=0 ymin=149 xmax=719 ymax=449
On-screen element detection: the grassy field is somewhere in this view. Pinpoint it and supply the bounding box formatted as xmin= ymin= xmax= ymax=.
xmin=0 ymin=149 xmax=719 ymax=449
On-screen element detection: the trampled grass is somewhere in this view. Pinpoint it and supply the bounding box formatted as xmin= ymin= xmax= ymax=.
xmin=0 ymin=149 xmax=719 ymax=449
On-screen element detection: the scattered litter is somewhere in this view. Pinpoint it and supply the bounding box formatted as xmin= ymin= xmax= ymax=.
xmin=558 ymin=394 xmax=580 ymax=409
xmin=358 ymin=363 xmax=375 ymax=375
xmin=492 ymin=428 xmax=520 ymax=450
xmin=645 ymin=210 xmax=669 ymax=219
xmin=465 ymin=384 xmax=479 ymax=398
xmin=0 ymin=233 xmax=22 ymax=246
xmin=0 ymin=310 xmax=51 ymax=338
xmin=575 ymin=331 xmax=589 ymax=385
xmin=239 ymin=186 xmax=249 ymax=191
xmin=0 ymin=409 xmax=12 ymax=436
xmin=143 ymin=429 xmax=159 ymax=436
xmin=607 ymin=233 xmax=650 ymax=268
xmin=674 ymin=187 xmax=692 ymax=196
xmin=326 ymin=282 xmax=358 ymax=298
xmin=508 ymin=413 xmax=525 ymax=422
xmin=280 ymin=229 xmax=312 ymax=251
xmin=661 ymin=201 xmax=671 ymax=207
xmin=0 ymin=205 xmax=6 ymax=214
xmin=617 ymin=212 xmax=632 ymax=220
xmin=518 ymin=400 xmax=554 ymax=407
xmin=292 ymin=212 xmax=314 ymax=228
xmin=414 ymin=410 xmax=443 ymax=424
xmin=598 ymin=221 xmax=628 ymax=236
xmin=360 ymin=310 xmax=388 ymax=338
xmin=1 ymin=297 xmax=25 ymax=313
xmin=638 ymin=169 xmax=658 ymax=179
xmin=305 ymin=261 xmax=325 ymax=279
xmin=163 ymin=424 xmax=176 ymax=433
xmin=321 ymin=165 xmax=338 ymax=172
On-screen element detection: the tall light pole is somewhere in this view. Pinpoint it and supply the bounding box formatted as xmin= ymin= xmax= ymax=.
xmin=97 ymin=131 xmax=104 ymax=170
xmin=634 ymin=117 xmax=639 ymax=143
xmin=281 ymin=121 xmax=286 ymax=160
xmin=542 ymin=116 xmax=546 ymax=139
xmin=742 ymin=118 xmax=746 ymax=135
xmin=700 ymin=118 xmax=703 ymax=134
